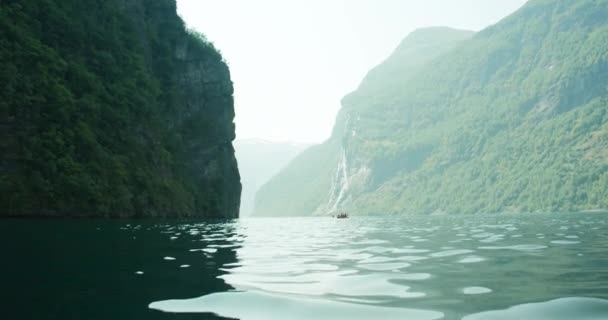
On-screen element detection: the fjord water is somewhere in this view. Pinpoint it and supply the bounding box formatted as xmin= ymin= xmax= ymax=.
xmin=2 ymin=214 xmax=608 ymax=320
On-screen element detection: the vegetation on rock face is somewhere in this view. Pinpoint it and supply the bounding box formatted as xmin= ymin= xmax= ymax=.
xmin=254 ymin=137 xmax=343 ymax=217
xmin=255 ymin=0 xmax=608 ymax=216
xmin=0 ymin=0 xmax=241 ymax=218
xmin=254 ymin=28 xmax=474 ymax=217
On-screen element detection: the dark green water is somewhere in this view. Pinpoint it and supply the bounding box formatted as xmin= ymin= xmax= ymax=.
xmin=2 ymin=213 xmax=608 ymax=319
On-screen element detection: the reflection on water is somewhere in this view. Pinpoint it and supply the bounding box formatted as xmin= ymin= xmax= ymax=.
xmin=2 ymin=213 xmax=608 ymax=319
xmin=463 ymin=297 xmax=608 ymax=320
xmin=151 ymin=214 xmax=608 ymax=319
xmin=1 ymin=220 xmax=239 ymax=320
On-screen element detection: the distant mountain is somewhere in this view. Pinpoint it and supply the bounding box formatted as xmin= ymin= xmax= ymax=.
xmin=253 ymin=27 xmax=474 ymax=216
xmin=254 ymin=0 xmax=608 ymax=216
xmin=235 ymin=139 xmax=309 ymax=216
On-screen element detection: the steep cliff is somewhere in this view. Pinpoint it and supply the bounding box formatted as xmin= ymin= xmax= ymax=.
xmin=0 ymin=0 xmax=241 ymax=218
xmin=255 ymin=0 xmax=608 ymax=216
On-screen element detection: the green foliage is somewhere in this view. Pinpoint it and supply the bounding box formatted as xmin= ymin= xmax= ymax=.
xmin=235 ymin=140 xmax=310 ymax=216
xmin=0 ymin=0 xmax=238 ymax=217
xmin=253 ymin=137 xmax=342 ymax=217
xmin=256 ymin=0 xmax=608 ymax=216
xmin=253 ymin=28 xmax=474 ymax=217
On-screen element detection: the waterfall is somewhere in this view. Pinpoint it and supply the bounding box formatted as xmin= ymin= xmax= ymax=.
xmin=327 ymin=148 xmax=349 ymax=213
xmin=320 ymin=112 xmax=352 ymax=215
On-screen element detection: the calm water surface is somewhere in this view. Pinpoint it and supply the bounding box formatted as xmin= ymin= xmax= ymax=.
xmin=2 ymin=213 xmax=608 ymax=319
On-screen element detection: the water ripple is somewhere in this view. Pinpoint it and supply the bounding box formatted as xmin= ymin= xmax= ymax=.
xmin=147 ymin=214 xmax=608 ymax=319
xmin=150 ymin=291 xmax=444 ymax=320
xmin=463 ymin=297 xmax=608 ymax=320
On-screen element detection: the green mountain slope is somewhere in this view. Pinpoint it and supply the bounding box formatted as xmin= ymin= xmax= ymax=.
xmin=253 ymin=137 xmax=342 ymax=217
xmin=0 ymin=0 xmax=241 ymax=217
xmin=235 ymin=139 xmax=309 ymax=216
xmin=255 ymin=0 xmax=608 ymax=216
xmin=253 ymin=27 xmax=475 ymax=216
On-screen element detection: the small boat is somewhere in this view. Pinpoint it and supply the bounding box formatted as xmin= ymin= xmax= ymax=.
xmin=336 ymin=212 xmax=349 ymax=219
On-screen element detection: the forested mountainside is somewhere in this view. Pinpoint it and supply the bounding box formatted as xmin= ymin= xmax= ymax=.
xmin=254 ymin=0 xmax=608 ymax=216
xmin=235 ymin=139 xmax=309 ymax=216
xmin=254 ymin=27 xmax=475 ymax=216
xmin=0 ymin=0 xmax=241 ymax=218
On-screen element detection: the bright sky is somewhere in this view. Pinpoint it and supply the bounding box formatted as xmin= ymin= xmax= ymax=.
xmin=177 ymin=0 xmax=528 ymax=143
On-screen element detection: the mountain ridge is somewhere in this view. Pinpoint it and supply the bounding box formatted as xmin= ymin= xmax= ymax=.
xmin=254 ymin=0 xmax=608 ymax=216
xmin=253 ymin=26 xmax=476 ymax=216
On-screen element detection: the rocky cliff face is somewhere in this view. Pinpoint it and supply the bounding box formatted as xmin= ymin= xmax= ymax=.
xmin=0 ymin=0 xmax=240 ymax=218
xmin=172 ymin=37 xmax=241 ymax=219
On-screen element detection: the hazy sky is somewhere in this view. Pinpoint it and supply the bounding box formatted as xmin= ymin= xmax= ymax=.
xmin=177 ymin=0 xmax=528 ymax=143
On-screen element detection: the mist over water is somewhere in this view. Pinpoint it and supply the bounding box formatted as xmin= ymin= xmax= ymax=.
xmin=5 ymin=213 xmax=605 ymax=319
xmin=4 ymin=1 xmax=608 ymax=320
